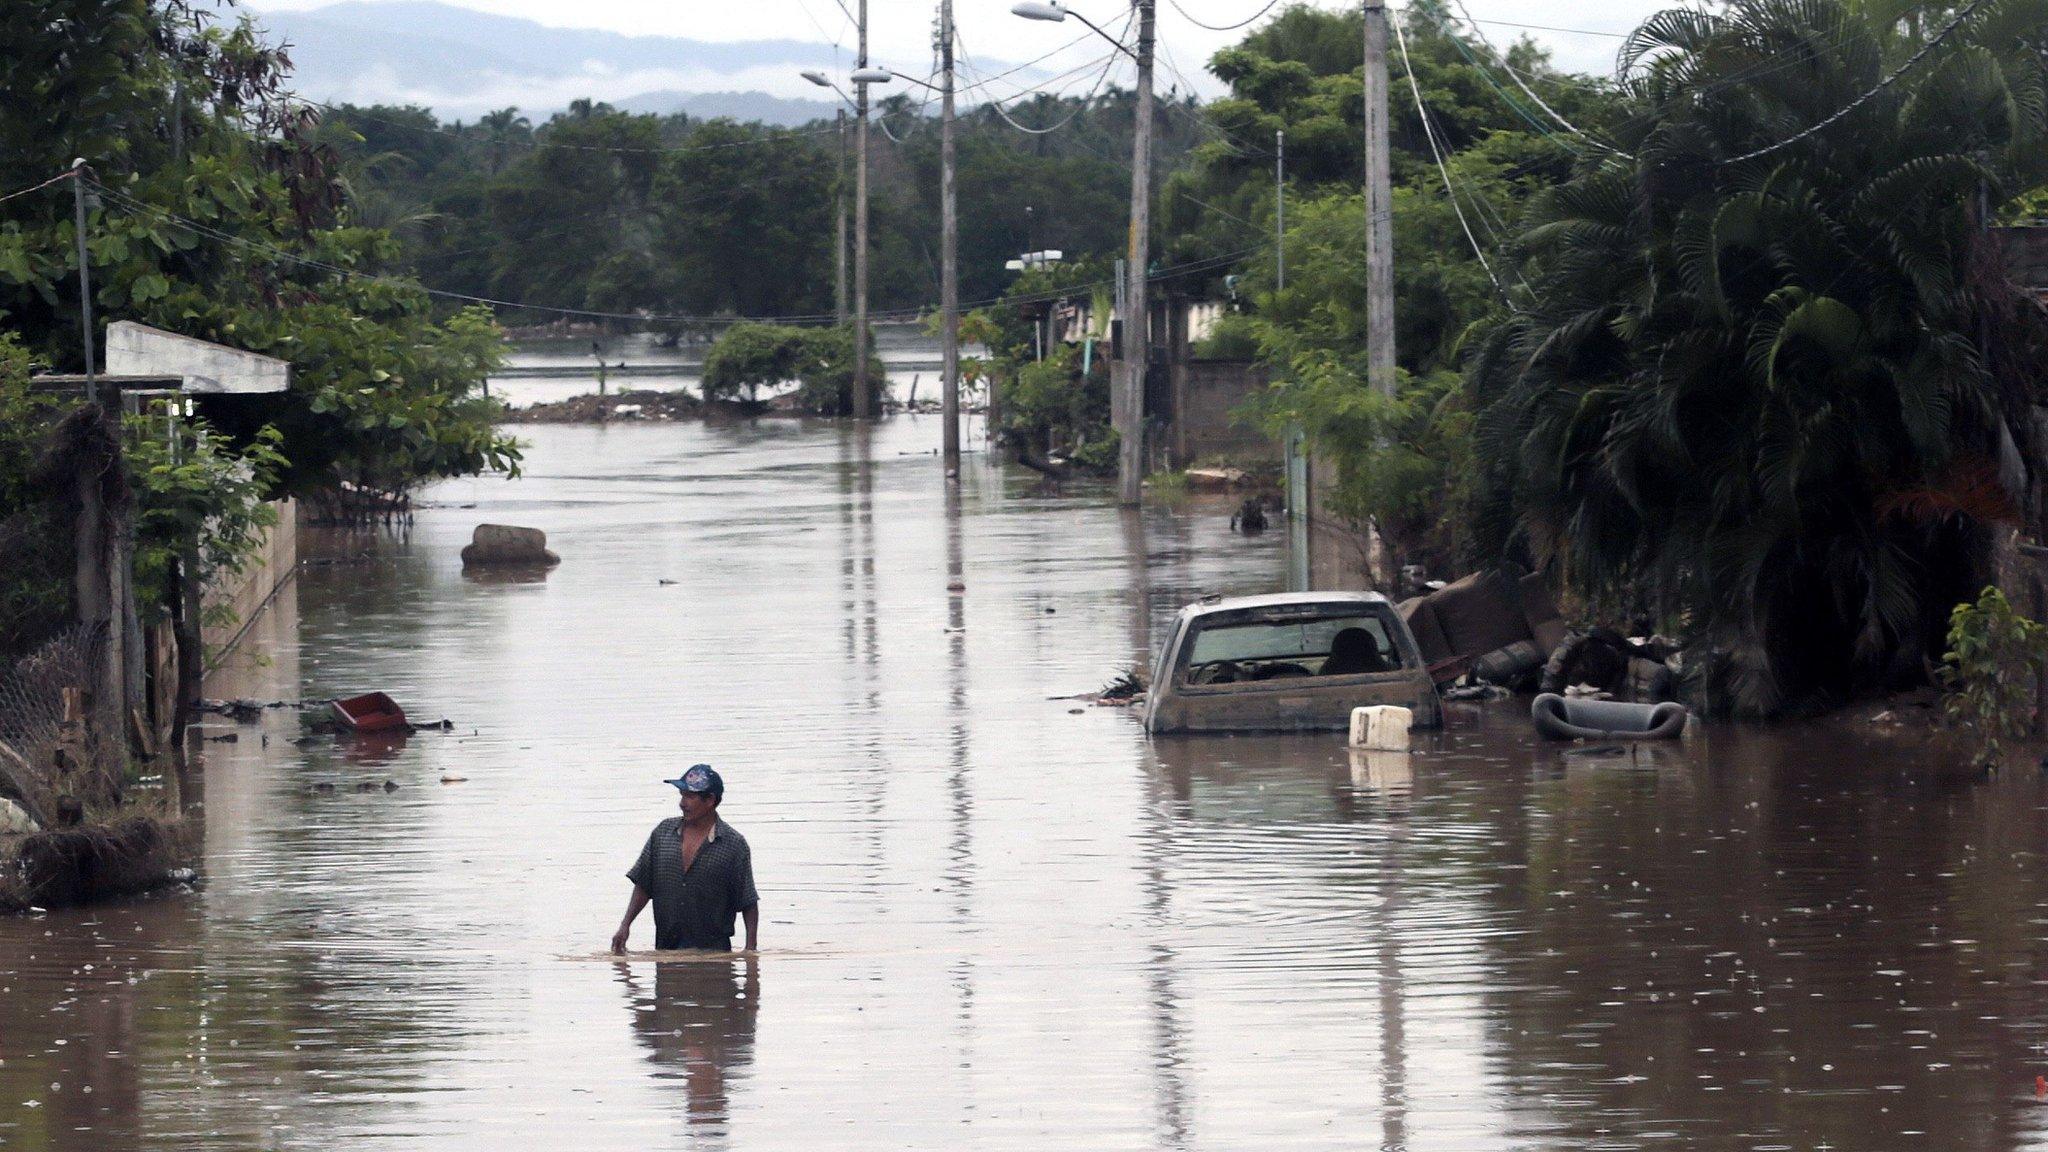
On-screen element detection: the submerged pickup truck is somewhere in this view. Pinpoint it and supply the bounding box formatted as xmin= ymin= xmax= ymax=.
xmin=1143 ymin=592 xmax=1443 ymax=734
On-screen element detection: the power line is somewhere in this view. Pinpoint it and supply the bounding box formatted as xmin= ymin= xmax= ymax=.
xmin=1166 ymin=0 xmax=1280 ymax=33
xmin=88 ymin=175 xmax=1271 ymax=328
xmin=969 ymin=49 xmax=1124 ymax=134
xmin=0 ymin=169 xmax=74 ymax=207
xmin=1464 ymin=16 xmax=1626 ymax=39
xmin=952 ymin=29 xmax=1098 ymax=96
xmin=303 ymin=97 xmax=845 ymax=158
xmin=1442 ymin=0 xmax=1632 ymax=157
xmin=1724 ymin=0 xmax=1988 ymax=163
xmin=1395 ymin=16 xmax=1505 ymax=298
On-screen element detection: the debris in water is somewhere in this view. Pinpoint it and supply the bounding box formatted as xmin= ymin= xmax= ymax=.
xmin=439 ymin=775 xmax=469 ymax=784
xmin=1098 ymin=668 xmax=1146 ymax=704
xmin=332 ymin=692 xmax=408 ymax=733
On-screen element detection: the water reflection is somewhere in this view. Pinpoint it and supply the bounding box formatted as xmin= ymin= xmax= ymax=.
xmin=340 ymin=728 xmax=411 ymax=767
xmin=617 ymin=959 xmax=760 ymax=1136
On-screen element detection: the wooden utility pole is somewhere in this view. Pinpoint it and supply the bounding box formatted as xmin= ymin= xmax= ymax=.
xmin=1363 ymin=0 xmax=1396 ymax=400
xmin=853 ymin=0 xmax=874 ymax=420
xmin=1116 ymin=0 xmax=1156 ymax=506
xmin=940 ymin=0 xmax=961 ymax=478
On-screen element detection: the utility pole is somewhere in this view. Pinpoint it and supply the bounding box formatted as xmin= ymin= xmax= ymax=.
xmin=939 ymin=0 xmax=961 ymax=478
xmin=853 ymin=0 xmax=874 ymax=420
xmin=1275 ymin=128 xmax=1285 ymax=292
xmin=1363 ymin=0 xmax=1396 ymax=400
xmin=836 ymin=108 xmax=849 ymax=324
xmin=71 ymin=159 xmax=96 ymax=404
xmin=1115 ymin=0 xmax=1156 ymax=505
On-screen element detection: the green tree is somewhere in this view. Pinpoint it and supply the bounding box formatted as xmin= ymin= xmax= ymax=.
xmin=0 ymin=2 xmax=518 ymax=509
xmin=652 ymin=121 xmax=836 ymax=319
xmin=1183 ymin=4 xmax=1598 ymax=571
xmin=700 ymin=322 xmax=808 ymax=402
xmin=1466 ymin=0 xmax=2048 ymax=713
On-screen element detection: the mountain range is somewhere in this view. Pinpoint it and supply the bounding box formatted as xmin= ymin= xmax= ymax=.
xmin=249 ymin=1 xmax=851 ymax=125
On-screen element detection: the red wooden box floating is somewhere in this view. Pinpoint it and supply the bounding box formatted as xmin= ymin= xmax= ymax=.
xmin=331 ymin=692 xmax=409 ymax=733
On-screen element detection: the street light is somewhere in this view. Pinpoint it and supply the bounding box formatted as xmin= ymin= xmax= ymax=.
xmin=799 ymin=50 xmax=891 ymax=420
xmin=804 ymin=73 xmax=852 ymax=322
xmin=1013 ymin=0 xmax=1153 ymax=504
xmin=1011 ymin=1 xmax=1140 ymax=60
xmin=851 ymin=56 xmax=964 ymax=479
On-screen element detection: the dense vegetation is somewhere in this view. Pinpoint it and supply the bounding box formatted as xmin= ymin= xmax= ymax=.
xmin=1465 ymin=0 xmax=2048 ymax=712
xmin=320 ymin=90 xmax=1209 ymax=324
xmin=0 ymin=0 xmax=519 ymax=658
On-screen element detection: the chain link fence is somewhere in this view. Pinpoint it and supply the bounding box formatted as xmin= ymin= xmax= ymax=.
xmin=0 ymin=623 xmax=120 ymax=828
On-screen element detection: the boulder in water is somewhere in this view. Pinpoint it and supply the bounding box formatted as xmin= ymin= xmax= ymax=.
xmin=461 ymin=524 xmax=560 ymax=568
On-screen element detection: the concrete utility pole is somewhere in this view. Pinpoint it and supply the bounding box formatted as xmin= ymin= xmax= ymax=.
xmin=1275 ymin=128 xmax=1285 ymax=292
xmin=1363 ymin=0 xmax=1396 ymax=400
xmin=836 ymin=108 xmax=849 ymax=324
xmin=1115 ymin=0 xmax=1156 ymax=506
xmin=939 ymin=0 xmax=961 ymax=478
xmin=71 ymin=160 xmax=96 ymax=404
xmin=853 ymin=0 xmax=874 ymax=420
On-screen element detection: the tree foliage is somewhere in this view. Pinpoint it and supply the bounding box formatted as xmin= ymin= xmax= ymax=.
xmin=0 ymin=0 xmax=519 ymax=505
xmin=1466 ymin=0 xmax=2048 ymax=713
xmin=1182 ymin=4 xmax=1600 ymax=573
xmin=698 ymin=322 xmax=883 ymax=415
xmin=1939 ymin=585 xmax=2048 ymax=771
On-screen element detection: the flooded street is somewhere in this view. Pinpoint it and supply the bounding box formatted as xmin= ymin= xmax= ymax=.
xmin=6 ymin=414 xmax=2048 ymax=1149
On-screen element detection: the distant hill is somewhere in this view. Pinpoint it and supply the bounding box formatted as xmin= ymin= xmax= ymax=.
xmin=615 ymin=90 xmax=843 ymax=127
xmin=249 ymin=1 xmax=847 ymax=124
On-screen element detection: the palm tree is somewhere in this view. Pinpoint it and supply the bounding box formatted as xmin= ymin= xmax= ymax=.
xmin=1467 ymin=0 xmax=2048 ymax=714
xmin=476 ymin=107 xmax=530 ymax=177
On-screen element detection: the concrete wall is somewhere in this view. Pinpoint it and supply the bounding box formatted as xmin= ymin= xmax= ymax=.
xmin=1174 ymin=360 xmax=1275 ymax=464
xmin=201 ymin=499 xmax=297 ymax=669
xmin=1304 ymin=454 xmax=1377 ymax=591
xmin=104 ymin=322 xmax=291 ymax=395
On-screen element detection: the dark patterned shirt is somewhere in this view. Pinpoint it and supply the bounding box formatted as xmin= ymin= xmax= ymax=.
xmin=626 ymin=817 xmax=759 ymax=951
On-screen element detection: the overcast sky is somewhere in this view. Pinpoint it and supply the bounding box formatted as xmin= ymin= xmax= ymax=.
xmin=247 ymin=0 xmax=1668 ymax=99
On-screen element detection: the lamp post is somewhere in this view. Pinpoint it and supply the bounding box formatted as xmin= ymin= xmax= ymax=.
xmin=804 ymin=57 xmax=892 ymax=420
xmin=1013 ymin=0 xmax=1152 ymax=506
xmin=846 ymin=42 xmax=959 ymax=479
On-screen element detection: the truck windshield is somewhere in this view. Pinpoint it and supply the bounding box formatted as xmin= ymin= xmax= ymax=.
xmin=1183 ymin=612 xmax=1403 ymax=680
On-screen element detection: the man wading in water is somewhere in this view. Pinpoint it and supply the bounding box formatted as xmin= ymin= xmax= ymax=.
xmin=612 ymin=764 xmax=760 ymax=954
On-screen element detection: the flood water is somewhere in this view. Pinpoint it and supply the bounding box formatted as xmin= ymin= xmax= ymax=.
xmin=6 ymin=414 xmax=2048 ymax=1150
xmin=492 ymin=326 xmax=965 ymax=409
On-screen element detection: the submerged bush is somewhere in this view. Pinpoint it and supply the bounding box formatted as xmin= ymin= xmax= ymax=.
xmin=1939 ymin=587 xmax=2048 ymax=771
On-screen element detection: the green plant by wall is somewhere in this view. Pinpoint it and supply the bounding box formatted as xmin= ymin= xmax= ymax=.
xmin=1939 ymin=586 xmax=2048 ymax=771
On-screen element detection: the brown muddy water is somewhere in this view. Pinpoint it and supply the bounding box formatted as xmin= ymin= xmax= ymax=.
xmin=5 ymin=416 xmax=2048 ymax=1150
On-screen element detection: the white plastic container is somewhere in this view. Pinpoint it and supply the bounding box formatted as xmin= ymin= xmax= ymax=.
xmin=1349 ymin=704 xmax=1412 ymax=751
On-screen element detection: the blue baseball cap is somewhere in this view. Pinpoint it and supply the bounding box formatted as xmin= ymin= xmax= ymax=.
xmin=664 ymin=764 xmax=724 ymax=797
